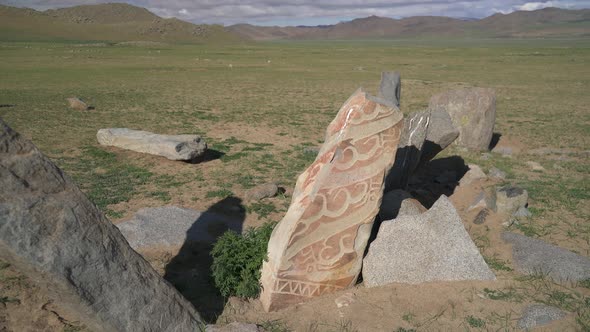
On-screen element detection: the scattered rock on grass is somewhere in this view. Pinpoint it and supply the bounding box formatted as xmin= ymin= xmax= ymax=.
xmin=246 ymin=183 xmax=279 ymax=201
xmin=502 ymin=232 xmax=590 ymax=283
xmin=517 ymin=304 xmax=566 ymax=330
xmin=429 ymin=87 xmax=496 ymax=151
xmin=488 ymin=167 xmax=506 ymax=180
xmin=66 ymin=97 xmax=90 ymax=111
xmin=526 ymin=161 xmax=545 ymax=172
xmin=97 ymin=128 xmax=207 ymax=161
xmin=496 ymin=186 xmax=528 ymax=216
xmin=363 ymin=195 xmax=495 ymax=287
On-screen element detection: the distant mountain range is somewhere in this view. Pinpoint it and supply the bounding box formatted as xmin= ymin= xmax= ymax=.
xmin=0 ymin=3 xmax=588 ymax=43
xmin=228 ymin=8 xmax=590 ymax=40
xmin=0 ymin=3 xmax=238 ymax=43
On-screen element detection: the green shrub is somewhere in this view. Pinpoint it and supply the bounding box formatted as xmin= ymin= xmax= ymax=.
xmin=211 ymin=222 xmax=276 ymax=298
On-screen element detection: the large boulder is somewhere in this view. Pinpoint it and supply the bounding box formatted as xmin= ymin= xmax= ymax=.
xmin=363 ymin=195 xmax=495 ymax=287
xmin=97 ymin=128 xmax=207 ymax=161
xmin=0 ymin=119 xmax=202 ymax=331
xmin=260 ymin=88 xmax=403 ymax=311
xmin=377 ymin=71 xmax=401 ymax=107
xmin=503 ymin=232 xmax=590 ymax=283
xmin=429 ymin=88 xmax=496 ymax=151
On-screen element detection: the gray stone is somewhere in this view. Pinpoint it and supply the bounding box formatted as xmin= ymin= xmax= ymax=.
xmin=117 ymin=206 xmax=242 ymax=251
xmin=97 ymin=128 xmax=207 ymax=161
xmin=363 ymin=195 xmax=495 ymax=287
xmin=468 ymin=188 xmax=496 ymax=212
xmin=379 ymin=189 xmax=426 ymax=221
xmin=419 ymin=108 xmax=459 ymax=165
xmin=517 ymin=304 xmax=566 ymax=330
xmin=496 ymin=186 xmax=528 ymax=216
xmin=513 ymin=206 xmax=532 ymax=218
xmin=66 ymin=97 xmax=89 ymax=111
xmin=525 ymin=161 xmax=545 ymax=172
xmin=503 ymin=232 xmax=590 ymax=283
xmin=492 ymin=146 xmax=513 ymax=156
xmin=429 ymin=88 xmax=496 ymax=151
xmin=488 ymin=167 xmax=506 ymax=180
xmin=206 ymin=322 xmax=260 ymax=332
xmin=246 ymin=183 xmax=279 ymax=201
xmin=385 ymin=110 xmax=430 ymax=191
xmin=0 ymin=119 xmax=203 ymax=332
xmin=459 ymin=164 xmax=487 ymax=187
xmin=377 ymin=71 xmax=401 ymax=107
xmin=473 ymin=208 xmax=490 ymax=225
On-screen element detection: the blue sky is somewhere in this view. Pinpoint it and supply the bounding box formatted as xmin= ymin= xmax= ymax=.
xmin=2 ymin=0 xmax=589 ymax=26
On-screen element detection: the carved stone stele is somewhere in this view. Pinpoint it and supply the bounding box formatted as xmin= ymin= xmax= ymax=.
xmin=260 ymin=89 xmax=403 ymax=311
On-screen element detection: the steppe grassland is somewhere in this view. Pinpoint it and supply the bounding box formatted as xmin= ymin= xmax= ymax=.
xmin=0 ymin=38 xmax=589 ymax=329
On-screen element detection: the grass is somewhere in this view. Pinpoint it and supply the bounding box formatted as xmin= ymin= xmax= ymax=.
xmin=0 ymin=38 xmax=589 ymax=330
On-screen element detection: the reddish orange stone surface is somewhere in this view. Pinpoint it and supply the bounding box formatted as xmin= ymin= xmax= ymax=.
xmin=260 ymin=89 xmax=403 ymax=311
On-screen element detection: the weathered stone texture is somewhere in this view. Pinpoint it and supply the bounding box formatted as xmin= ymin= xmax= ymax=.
xmin=363 ymin=195 xmax=495 ymax=287
xmin=377 ymin=71 xmax=401 ymax=107
xmin=97 ymin=128 xmax=207 ymax=161
xmin=260 ymin=89 xmax=403 ymax=311
xmin=429 ymin=88 xmax=496 ymax=151
xmin=0 ymin=119 xmax=202 ymax=332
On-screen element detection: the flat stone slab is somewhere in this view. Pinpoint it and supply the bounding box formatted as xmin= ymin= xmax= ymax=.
xmin=502 ymin=232 xmax=590 ymax=283
xmin=363 ymin=195 xmax=495 ymax=287
xmin=517 ymin=304 xmax=566 ymax=330
xmin=117 ymin=206 xmax=243 ymax=251
xmin=97 ymin=128 xmax=207 ymax=161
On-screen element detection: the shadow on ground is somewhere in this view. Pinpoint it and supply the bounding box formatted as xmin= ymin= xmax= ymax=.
xmin=163 ymin=196 xmax=245 ymax=323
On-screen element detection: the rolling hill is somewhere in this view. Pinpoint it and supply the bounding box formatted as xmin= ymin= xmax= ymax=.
xmin=0 ymin=3 xmax=240 ymax=43
xmin=0 ymin=3 xmax=588 ymax=43
xmin=228 ymin=7 xmax=590 ymax=40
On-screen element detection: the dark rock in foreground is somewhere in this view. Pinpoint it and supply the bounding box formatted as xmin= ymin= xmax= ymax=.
xmin=0 ymin=119 xmax=202 ymax=332
xmin=503 ymin=232 xmax=590 ymax=283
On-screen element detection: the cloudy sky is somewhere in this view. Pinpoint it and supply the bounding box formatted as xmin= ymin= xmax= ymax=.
xmin=2 ymin=0 xmax=589 ymax=26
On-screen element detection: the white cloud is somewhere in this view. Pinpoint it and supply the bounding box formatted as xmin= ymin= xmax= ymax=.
xmin=178 ymin=8 xmax=189 ymax=15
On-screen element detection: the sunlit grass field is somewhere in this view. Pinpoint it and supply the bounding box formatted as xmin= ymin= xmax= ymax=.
xmin=0 ymin=38 xmax=589 ymax=329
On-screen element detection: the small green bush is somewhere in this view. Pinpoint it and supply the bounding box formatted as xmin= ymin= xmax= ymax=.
xmin=211 ymin=222 xmax=276 ymax=298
